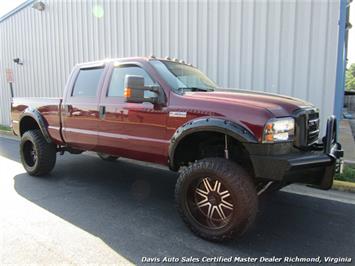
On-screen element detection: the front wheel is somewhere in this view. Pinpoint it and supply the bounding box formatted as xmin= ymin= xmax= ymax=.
xmin=175 ymin=158 xmax=257 ymax=241
xmin=20 ymin=129 xmax=57 ymax=176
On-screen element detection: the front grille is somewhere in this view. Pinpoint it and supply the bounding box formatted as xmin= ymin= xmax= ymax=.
xmin=294 ymin=108 xmax=320 ymax=148
xmin=307 ymin=112 xmax=320 ymax=145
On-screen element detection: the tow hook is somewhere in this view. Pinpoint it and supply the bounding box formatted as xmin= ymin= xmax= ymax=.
xmin=336 ymin=159 xmax=344 ymax=174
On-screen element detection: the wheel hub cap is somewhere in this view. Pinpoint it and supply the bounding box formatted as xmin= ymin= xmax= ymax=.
xmin=30 ymin=149 xmax=37 ymax=162
xmin=207 ymin=193 xmax=220 ymax=205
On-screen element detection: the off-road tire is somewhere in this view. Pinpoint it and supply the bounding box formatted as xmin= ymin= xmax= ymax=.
xmin=97 ymin=152 xmax=119 ymax=162
xmin=20 ymin=129 xmax=57 ymax=176
xmin=175 ymin=158 xmax=257 ymax=241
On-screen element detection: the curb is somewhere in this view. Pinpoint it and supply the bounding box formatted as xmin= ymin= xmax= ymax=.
xmin=344 ymin=160 xmax=355 ymax=167
xmin=332 ymin=180 xmax=355 ymax=193
xmin=0 ymin=130 xmax=14 ymax=136
xmin=0 ymin=130 xmax=18 ymax=140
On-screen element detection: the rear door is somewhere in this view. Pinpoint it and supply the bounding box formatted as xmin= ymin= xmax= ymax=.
xmin=97 ymin=62 xmax=169 ymax=163
xmin=62 ymin=64 xmax=107 ymax=150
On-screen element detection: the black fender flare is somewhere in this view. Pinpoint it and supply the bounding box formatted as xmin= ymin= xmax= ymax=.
xmin=19 ymin=108 xmax=52 ymax=143
xmin=168 ymin=117 xmax=258 ymax=170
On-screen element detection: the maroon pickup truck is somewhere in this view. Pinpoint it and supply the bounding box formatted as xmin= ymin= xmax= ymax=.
xmin=11 ymin=56 xmax=343 ymax=241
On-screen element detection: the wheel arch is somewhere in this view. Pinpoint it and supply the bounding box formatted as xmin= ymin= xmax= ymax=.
xmin=19 ymin=108 xmax=52 ymax=143
xmin=168 ymin=117 xmax=257 ymax=171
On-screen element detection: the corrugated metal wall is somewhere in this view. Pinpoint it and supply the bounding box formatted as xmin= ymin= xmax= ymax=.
xmin=0 ymin=0 xmax=340 ymax=133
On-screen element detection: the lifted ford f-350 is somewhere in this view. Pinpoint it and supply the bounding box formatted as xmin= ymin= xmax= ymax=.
xmin=11 ymin=56 xmax=343 ymax=241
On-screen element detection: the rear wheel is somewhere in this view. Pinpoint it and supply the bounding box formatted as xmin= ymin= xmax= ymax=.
xmin=175 ymin=158 xmax=257 ymax=241
xmin=20 ymin=129 xmax=56 ymax=176
xmin=97 ymin=152 xmax=119 ymax=162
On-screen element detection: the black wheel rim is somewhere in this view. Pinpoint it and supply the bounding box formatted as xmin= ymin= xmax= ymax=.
xmin=186 ymin=177 xmax=234 ymax=230
xmin=23 ymin=140 xmax=37 ymax=167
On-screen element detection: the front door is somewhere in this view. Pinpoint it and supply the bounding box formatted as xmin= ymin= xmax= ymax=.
xmin=97 ymin=63 xmax=169 ymax=164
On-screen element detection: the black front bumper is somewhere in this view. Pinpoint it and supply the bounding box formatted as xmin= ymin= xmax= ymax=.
xmin=249 ymin=116 xmax=344 ymax=190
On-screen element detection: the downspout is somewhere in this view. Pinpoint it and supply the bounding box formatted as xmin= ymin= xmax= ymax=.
xmin=334 ymin=0 xmax=350 ymax=120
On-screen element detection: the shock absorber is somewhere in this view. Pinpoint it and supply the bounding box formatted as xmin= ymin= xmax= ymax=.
xmin=224 ymin=134 xmax=229 ymax=160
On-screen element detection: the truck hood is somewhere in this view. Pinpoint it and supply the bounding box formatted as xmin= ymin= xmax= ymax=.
xmin=184 ymin=89 xmax=314 ymax=116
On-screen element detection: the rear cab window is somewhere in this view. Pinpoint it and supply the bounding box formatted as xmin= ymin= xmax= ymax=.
xmin=72 ymin=67 xmax=104 ymax=97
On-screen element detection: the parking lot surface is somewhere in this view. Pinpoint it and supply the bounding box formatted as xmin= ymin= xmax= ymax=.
xmin=1 ymin=136 xmax=354 ymax=265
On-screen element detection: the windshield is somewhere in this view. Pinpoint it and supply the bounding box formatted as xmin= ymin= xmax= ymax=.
xmin=150 ymin=60 xmax=218 ymax=93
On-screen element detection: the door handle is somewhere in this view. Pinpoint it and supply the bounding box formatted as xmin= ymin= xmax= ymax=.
xmin=99 ymin=106 xmax=106 ymax=119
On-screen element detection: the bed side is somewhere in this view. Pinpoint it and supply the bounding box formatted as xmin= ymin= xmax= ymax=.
xmin=11 ymin=97 xmax=64 ymax=144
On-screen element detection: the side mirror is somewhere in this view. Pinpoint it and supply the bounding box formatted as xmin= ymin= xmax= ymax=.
xmin=124 ymin=75 xmax=159 ymax=104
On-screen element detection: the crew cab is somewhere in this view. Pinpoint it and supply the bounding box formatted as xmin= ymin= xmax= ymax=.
xmin=11 ymin=56 xmax=343 ymax=241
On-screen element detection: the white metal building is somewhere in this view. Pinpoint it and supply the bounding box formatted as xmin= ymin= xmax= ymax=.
xmin=0 ymin=0 xmax=349 ymax=133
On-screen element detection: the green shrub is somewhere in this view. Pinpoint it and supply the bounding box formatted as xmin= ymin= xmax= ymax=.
xmin=0 ymin=125 xmax=11 ymax=131
xmin=346 ymin=63 xmax=355 ymax=91
xmin=335 ymin=165 xmax=355 ymax=183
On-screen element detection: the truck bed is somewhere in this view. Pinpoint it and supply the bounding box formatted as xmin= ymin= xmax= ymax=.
xmin=11 ymin=97 xmax=63 ymax=144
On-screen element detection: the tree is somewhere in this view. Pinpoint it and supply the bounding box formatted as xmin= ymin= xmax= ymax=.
xmin=346 ymin=63 xmax=355 ymax=91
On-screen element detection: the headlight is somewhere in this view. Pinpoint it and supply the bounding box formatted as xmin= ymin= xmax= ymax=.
xmin=262 ymin=117 xmax=295 ymax=143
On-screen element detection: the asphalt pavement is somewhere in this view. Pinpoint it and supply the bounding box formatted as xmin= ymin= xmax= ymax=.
xmin=0 ymin=136 xmax=355 ymax=265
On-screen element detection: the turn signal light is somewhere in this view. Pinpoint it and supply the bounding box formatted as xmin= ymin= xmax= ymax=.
xmin=124 ymin=87 xmax=132 ymax=97
xmin=264 ymin=134 xmax=274 ymax=142
xmin=262 ymin=117 xmax=295 ymax=143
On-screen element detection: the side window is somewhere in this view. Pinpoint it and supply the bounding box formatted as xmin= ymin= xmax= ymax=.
xmin=107 ymin=66 xmax=156 ymax=97
xmin=72 ymin=68 xmax=104 ymax=97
